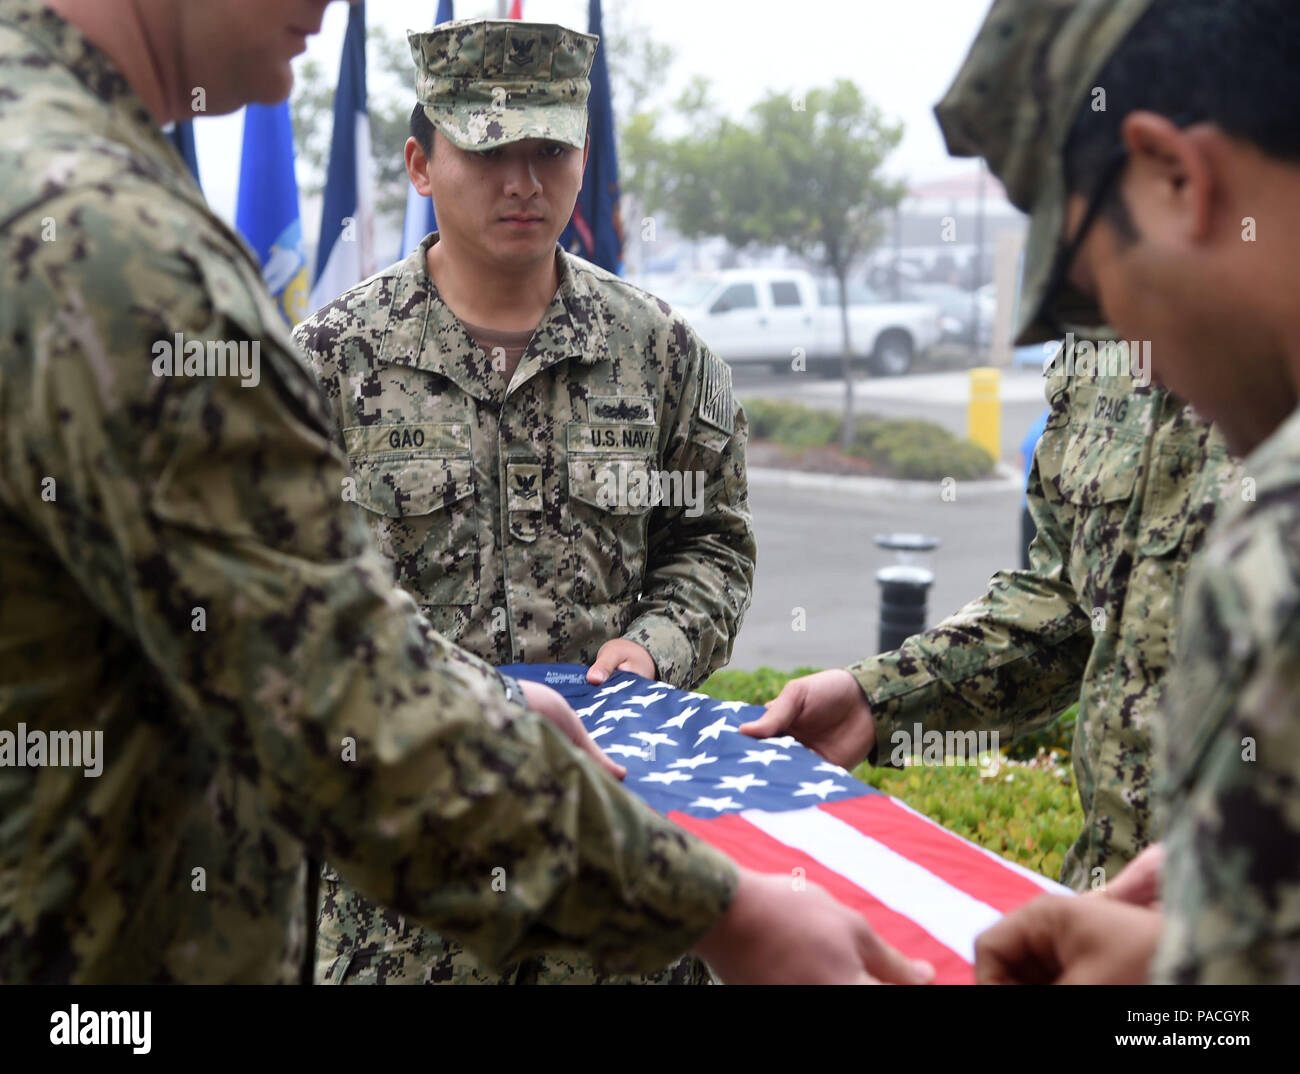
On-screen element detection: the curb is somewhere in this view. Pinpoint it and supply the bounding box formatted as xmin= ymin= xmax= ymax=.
xmin=747 ymin=461 xmax=1023 ymax=500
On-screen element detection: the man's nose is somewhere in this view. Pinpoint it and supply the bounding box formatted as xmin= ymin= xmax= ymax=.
xmin=501 ymin=152 xmax=542 ymax=197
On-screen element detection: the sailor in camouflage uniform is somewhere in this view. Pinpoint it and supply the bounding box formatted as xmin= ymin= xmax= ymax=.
xmin=295 ymin=18 xmax=755 ymax=985
xmin=920 ymin=0 xmax=1300 ymax=984
xmin=0 ymin=0 xmax=914 ymax=987
xmin=748 ymin=10 xmax=1241 ymax=894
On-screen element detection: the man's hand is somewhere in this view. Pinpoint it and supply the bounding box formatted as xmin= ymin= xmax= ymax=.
xmin=974 ymin=895 xmax=1162 ymax=985
xmin=740 ymin=669 xmax=876 ymax=770
xmin=519 ymin=680 xmax=627 ymax=781
xmin=1092 ymin=843 xmax=1164 ymax=908
xmin=587 ymin=639 xmax=657 ymax=685
xmin=693 ymin=868 xmax=935 ymax=985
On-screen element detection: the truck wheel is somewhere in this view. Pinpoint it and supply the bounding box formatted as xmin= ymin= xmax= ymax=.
xmin=870 ymin=331 xmax=914 ymax=377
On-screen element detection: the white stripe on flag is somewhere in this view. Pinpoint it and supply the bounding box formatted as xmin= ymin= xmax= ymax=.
xmin=743 ymin=805 xmax=1003 ymax=963
xmin=308 ymin=112 xmax=374 ymax=315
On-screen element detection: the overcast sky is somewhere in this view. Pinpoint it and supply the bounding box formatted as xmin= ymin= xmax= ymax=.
xmin=196 ymin=0 xmax=992 ymax=233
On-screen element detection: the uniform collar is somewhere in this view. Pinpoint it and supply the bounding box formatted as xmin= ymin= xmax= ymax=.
xmin=0 ymin=0 xmax=206 ymax=205
xmin=377 ymin=233 xmax=611 ymax=403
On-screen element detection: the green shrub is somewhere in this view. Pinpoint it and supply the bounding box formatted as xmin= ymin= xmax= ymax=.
xmin=739 ymin=399 xmax=996 ymax=480
xmin=853 ymin=417 xmax=995 ymax=480
xmin=740 ymin=398 xmax=838 ymax=450
xmin=701 ymin=666 xmax=1082 ymax=880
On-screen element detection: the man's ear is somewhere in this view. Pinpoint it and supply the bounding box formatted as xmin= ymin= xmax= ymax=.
xmin=1121 ymin=111 xmax=1215 ymax=244
xmin=405 ymin=136 xmax=433 ymax=197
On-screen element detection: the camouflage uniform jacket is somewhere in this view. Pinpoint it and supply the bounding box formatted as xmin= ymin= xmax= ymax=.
xmin=0 ymin=0 xmax=736 ymax=983
xmin=1153 ymin=406 xmax=1300 ymax=984
xmin=293 ymin=237 xmax=754 ymax=984
xmin=849 ymin=366 xmax=1240 ymax=890
xmin=292 ymin=235 xmax=755 ymax=685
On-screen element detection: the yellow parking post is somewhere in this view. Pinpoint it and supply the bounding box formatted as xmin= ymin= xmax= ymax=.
xmin=968 ymin=367 xmax=1001 ymax=461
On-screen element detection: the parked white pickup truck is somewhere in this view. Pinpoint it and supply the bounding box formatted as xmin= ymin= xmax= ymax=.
xmin=663 ymin=269 xmax=942 ymax=376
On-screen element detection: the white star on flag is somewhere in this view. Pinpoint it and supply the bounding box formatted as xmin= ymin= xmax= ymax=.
xmin=793 ymin=779 xmax=844 ymax=799
xmin=694 ymin=716 xmax=737 ymax=747
xmin=588 ymin=725 xmax=613 ymax=740
xmin=669 ymin=752 xmax=718 ymax=770
xmin=595 ymin=680 xmax=635 ymax=698
xmin=717 ymin=773 xmax=768 ymax=793
xmin=627 ymin=691 xmax=667 ymax=708
xmin=739 ymin=748 xmax=792 ymax=767
xmin=689 ymin=795 xmax=743 ymax=812
xmin=814 ymin=760 xmax=850 ymax=775
xmin=765 ymin=736 xmax=800 ymax=749
xmin=597 ymin=707 xmax=641 ymax=724
xmin=642 ymin=770 xmax=692 ymax=785
xmin=678 ymin=691 xmax=709 ymax=703
xmin=631 ymin=732 xmax=677 ymax=750
xmin=658 ymin=707 xmax=696 ymax=730
xmin=574 ymin=701 xmax=605 ymax=719
xmin=604 ymin=744 xmax=649 ymax=759
xmin=710 ymin=700 xmax=749 ymax=713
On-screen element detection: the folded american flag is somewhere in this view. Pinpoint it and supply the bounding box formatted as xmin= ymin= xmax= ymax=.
xmin=502 ymin=663 xmax=1070 ymax=984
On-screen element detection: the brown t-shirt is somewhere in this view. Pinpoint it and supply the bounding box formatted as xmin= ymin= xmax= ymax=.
xmin=461 ymin=318 xmax=536 ymax=384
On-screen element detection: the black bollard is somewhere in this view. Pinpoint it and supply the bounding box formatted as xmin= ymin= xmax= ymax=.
xmin=874 ymin=534 xmax=941 ymax=654
xmin=876 ymin=565 xmax=935 ymax=653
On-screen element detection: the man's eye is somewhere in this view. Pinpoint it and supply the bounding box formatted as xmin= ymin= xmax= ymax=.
xmin=540 ymin=144 xmax=564 ymax=158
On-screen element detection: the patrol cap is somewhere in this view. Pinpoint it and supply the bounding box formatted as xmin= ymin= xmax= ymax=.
xmin=934 ymin=0 xmax=1156 ymax=345
xmin=408 ymin=18 xmax=597 ymax=153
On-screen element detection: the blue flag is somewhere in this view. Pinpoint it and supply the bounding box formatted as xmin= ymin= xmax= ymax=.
xmin=236 ymin=103 xmax=309 ymax=326
xmin=559 ymin=0 xmax=623 ymax=273
xmin=399 ymin=0 xmax=454 ymax=261
xmin=310 ymin=1 xmax=375 ymax=313
xmin=166 ymin=122 xmax=202 ymax=190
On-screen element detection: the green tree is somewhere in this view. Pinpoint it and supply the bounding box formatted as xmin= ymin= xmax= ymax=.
xmin=661 ymin=81 xmax=905 ymax=450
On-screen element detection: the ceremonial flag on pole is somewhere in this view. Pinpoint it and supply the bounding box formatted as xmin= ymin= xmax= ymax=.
xmin=236 ymin=103 xmax=309 ymax=326
xmin=559 ymin=0 xmax=623 ymax=273
xmin=501 ymin=664 xmax=1070 ymax=985
xmin=166 ymin=122 xmax=202 ymax=191
xmin=399 ymin=0 xmax=455 ymax=261
xmin=310 ymin=0 xmax=376 ymax=313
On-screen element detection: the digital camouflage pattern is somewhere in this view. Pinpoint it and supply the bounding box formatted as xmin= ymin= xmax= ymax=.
xmin=934 ymin=0 xmax=1156 ymax=345
xmin=850 ymin=366 xmax=1240 ymax=891
xmin=1152 ymin=408 xmax=1300 ymax=984
xmin=0 ymin=0 xmax=738 ymax=984
xmin=295 ymin=235 xmax=755 ymax=984
xmin=410 ymin=19 xmax=596 ymax=152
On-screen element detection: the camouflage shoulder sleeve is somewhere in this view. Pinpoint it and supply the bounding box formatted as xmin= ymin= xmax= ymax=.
xmin=623 ymin=315 xmax=756 ymax=689
xmin=1152 ymin=489 xmax=1300 ymax=984
xmin=1 ymin=188 xmax=737 ymax=974
xmin=292 ymin=306 xmax=348 ymax=453
xmin=848 ymin=369 xmax=1090 ymax=756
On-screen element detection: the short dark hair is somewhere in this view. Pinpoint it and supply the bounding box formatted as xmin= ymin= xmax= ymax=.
xmin=1064 ymin=0 xmax=1300 ymax=241
xmin=410 ymin=104 xmax=436 ymax=158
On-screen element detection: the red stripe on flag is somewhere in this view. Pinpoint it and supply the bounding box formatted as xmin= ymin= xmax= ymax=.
xmin=821 ymin=795 xmax=1050 ymax=913
xmin=670 ymin=810 xmax=973 ymax=984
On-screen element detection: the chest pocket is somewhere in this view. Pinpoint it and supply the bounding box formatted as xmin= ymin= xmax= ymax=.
xmin=349 ymin=453 xmax=480 ymax=610
xmin=566 ymin=453 xmax=655 ymax=605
